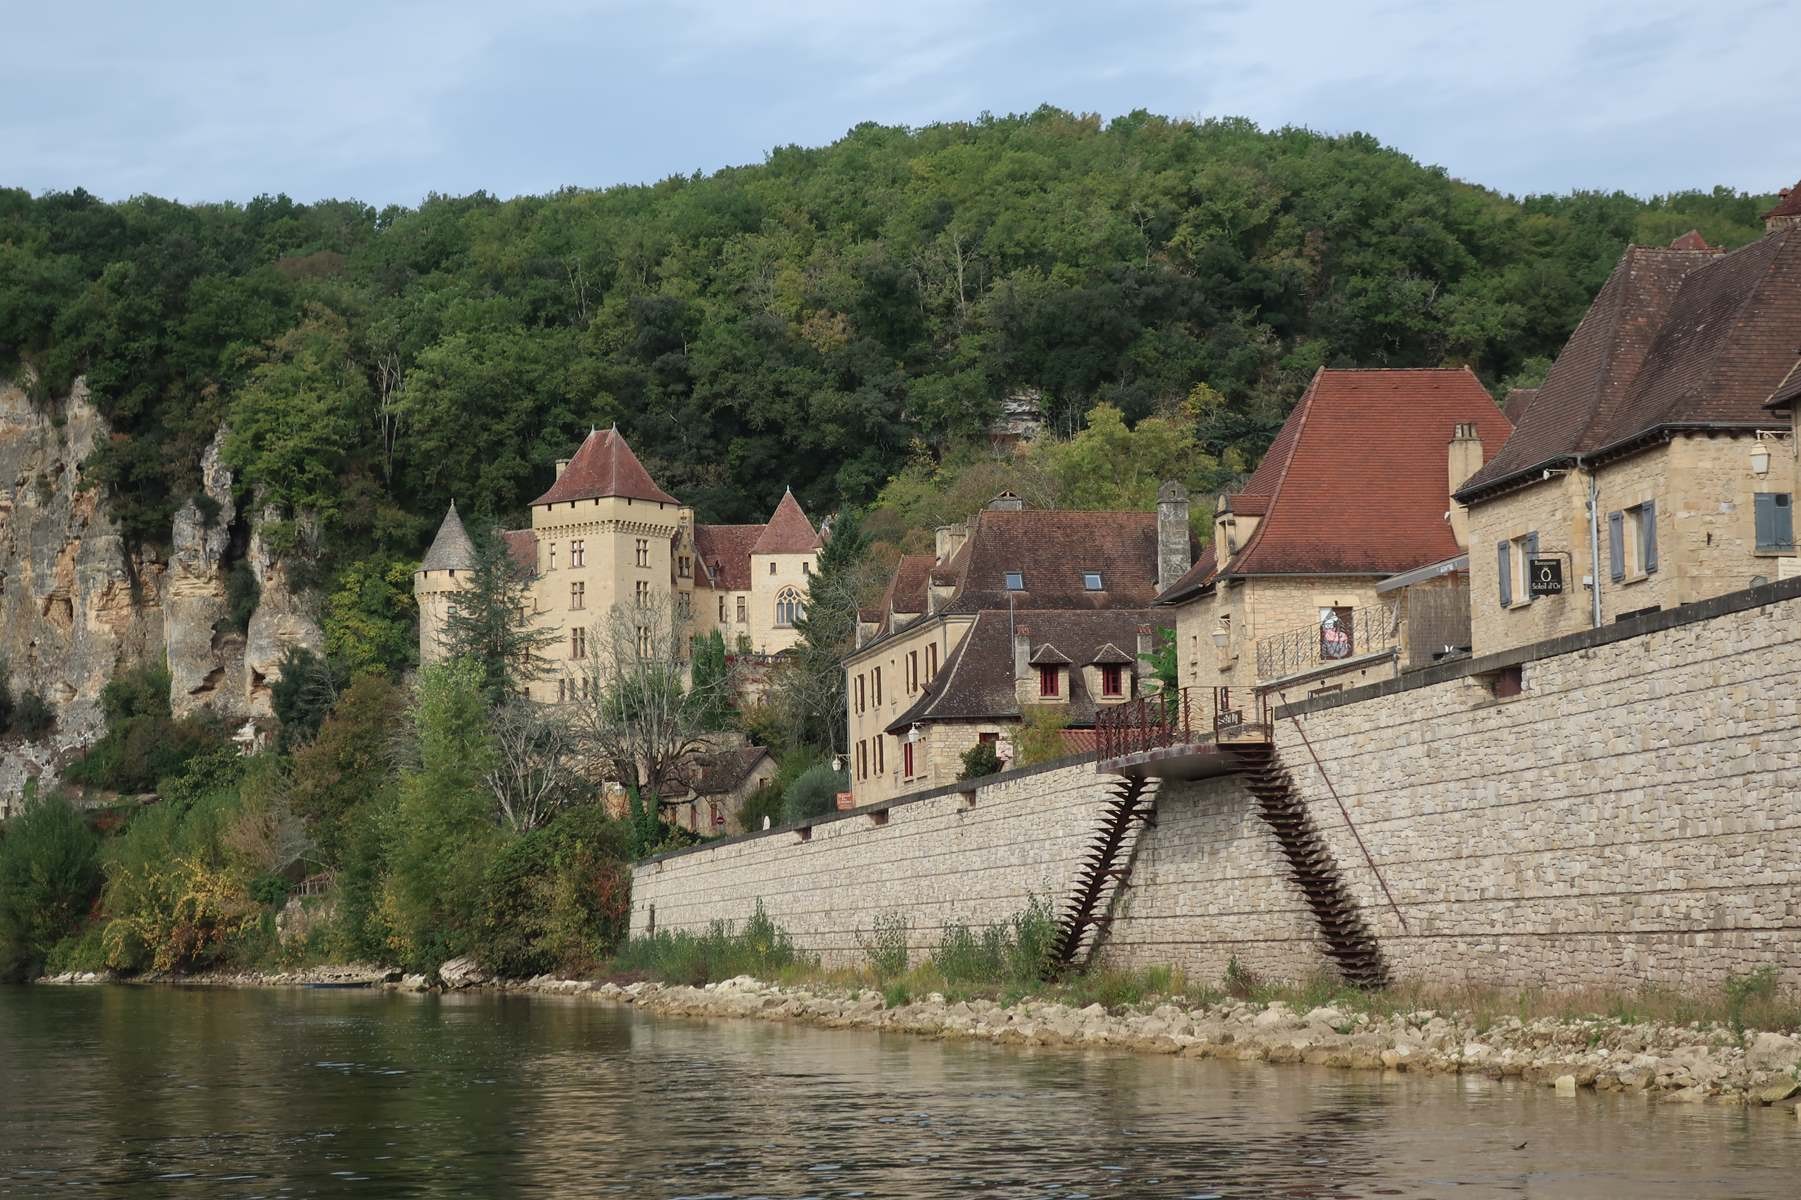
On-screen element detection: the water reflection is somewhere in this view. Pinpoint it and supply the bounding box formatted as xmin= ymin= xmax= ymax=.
xmin=1 ymin=985 xmax=1797 ymax=1198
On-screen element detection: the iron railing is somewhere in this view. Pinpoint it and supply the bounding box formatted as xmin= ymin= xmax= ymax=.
xmin=1254 ymin=604 xmax=1400 ymax=681
xmin=1096 ymin=686 xmax=1270 ymax=760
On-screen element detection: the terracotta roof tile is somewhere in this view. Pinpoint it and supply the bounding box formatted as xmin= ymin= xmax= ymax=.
xmin=693 ymin=524 xmax=764 ymax=591
xmin=749 ymin=489 xmax=821 ymax=555
xmin=683 ymin=746 xmax=771 ymax=796
xmin=532 ymin=426 xmax=679 ymax=508
xmin=1227 ymin=368 xmax=1511 ymax=577
xmin=1667 ymin=229 xmax=1714 ymax=252
xmin=942 ymin=508 xmax=1174 ymax=613
xmin=885 ymin=609 xmax=1163 ymax=730
xmin=888 ymin=554 xmax=933 ymax=616
xmin=501 ymin=529 xmax=537 ymax=577
xmin=1766 ymin=184 xmax=1801 ymax=222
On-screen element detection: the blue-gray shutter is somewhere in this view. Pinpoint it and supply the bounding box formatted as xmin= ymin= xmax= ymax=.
xmin=1755 ymin=493 xmax=1777 ymax=551
xmin=1524 ymin=532 xmax=1539 ymax=602
xmin=1496 ymin=540 xmax=1511 ymax=607
xmin=1641 ymin=501 xmax=1658 ymax=574
xmin=1608 ymin=512 xmax=1625 ymax=581
xmin=1780 ymin=494 xmax=1795 ymax=551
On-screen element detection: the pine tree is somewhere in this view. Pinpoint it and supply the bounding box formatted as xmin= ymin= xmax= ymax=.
xmin=786 ymin=509 xmax=873 ymax=753
xmin=441 ymin=525 xmax=556 ymax=706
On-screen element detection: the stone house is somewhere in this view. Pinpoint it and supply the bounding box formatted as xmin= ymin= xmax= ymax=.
xmin=416 ymin=426 xmax=822 ymax=703
xmin=1454 ymin=206 xmax=1801 ymax=658
xmin=1157 ymin=368 xmax=1512 ymax=700
xmin=843 ymin=493 xmax=1192 ymax=804
xmin=671 ymin=744 xmax=778 ymax=837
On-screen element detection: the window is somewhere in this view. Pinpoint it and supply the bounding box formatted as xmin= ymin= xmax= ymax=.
xmin=802 ymin=561 xmax=811 ymax=575
xmin=856 ymin=674 xmax=866 ymax=714
xmin=1496 ymin=531 xmax=1539 ymax=606
xmin=637 ymin=626 xmax=653 ymax=657
xmin=903 ymin=740 xmax=915 ymax=779
xmin=1755 ymin=493 xmax=1794 ymax=552
xmin=926 ymin=643 xmax=939 ymax=681
xmin=769 ymin=561 xmax=777 ymax=575
xmin=873 ymin=667 xmax=883 ymax=706
xmin=1004 ymin=571 xmax=1024 ymax=591
xmin=635 ymin=580 xmax=650 ymax=606
xmin=549 ymin=543 xmax=558 ymax=571
xmin=1319 ymin=606 xmax=1355 ymax=658
xmin=1608 ymin=503 xmax=1658 ymax=580
xmin=676 ymin=592 xmax=691 ymax=618
xmin=570 ymin=627 xmax=586 ymax=659
xmin=570 ymin=540 xmax=585 ymax=568
xmin=1083 ymin=572 xmax=1103 ymax=591
xmin=736 ymin=596 xmax=748 ymax=623
xmin=558 ymin=678 xmax=566 ymax=702
xmin=678 ymin=555 xmax=691 ymax=577
xmin=718 ymin=596 xmax=727 ymax=622
xmin=906 ymin=651 xmax=918 ymax=694
xmin=570 ymin=581 xmax=585 ymax=610
xmin=856 ymin=741 xmax=867 ymax=781
xmin=1100 ymin=664 xmax=1123 ymax=697
xmin=875 ymin=737 xmax=885 ymax=775
xmin=774 ymin=587 xmax=803 ymax=627
xmin=979 ymin=731 xmax=999 ymax=745
xmin=635 ymin=538 xmax=649 ymax=568
xmin=1037 ymin=665 xmax=1060 ymax=698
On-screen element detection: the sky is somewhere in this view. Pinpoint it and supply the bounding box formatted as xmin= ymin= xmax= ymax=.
xmin=4 ymin=0 xmax=1795 ymax=208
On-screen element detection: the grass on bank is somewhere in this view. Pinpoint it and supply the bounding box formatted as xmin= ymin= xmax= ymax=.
xmin=603 ymin=902 xmax=1801 ymax=1036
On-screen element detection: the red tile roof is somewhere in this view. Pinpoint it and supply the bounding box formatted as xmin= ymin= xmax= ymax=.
xmin=1214 ymin=368 xmax=1510 ymax=578
xmin=749 ymin=489 xmax=821 ymax=555
xmin=501 ymin=529 xmax=537 ymax=577
xmin=1461 ymin=229 xmax=1801 ymax=497
xmin=531 ymin=427 xmax=679 ymax=508
xmin=693 ymin=524 xmax=763 ymax=591
xmin=1667 ymin=229 xmax=1714 ymax=252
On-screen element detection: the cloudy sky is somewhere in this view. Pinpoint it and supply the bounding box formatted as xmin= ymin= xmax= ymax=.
xmin=4 ymin=0 xmax=1794 ymax=206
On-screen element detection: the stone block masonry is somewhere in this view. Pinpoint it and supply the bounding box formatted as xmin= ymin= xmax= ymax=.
xmin=633 ymin=578 xmax=1801 ymax=991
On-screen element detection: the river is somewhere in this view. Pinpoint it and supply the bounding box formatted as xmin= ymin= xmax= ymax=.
xmin=1 ymin=986 xmax=1799 ymax=1198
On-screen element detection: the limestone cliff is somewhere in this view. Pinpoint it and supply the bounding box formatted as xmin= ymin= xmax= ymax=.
xmin=0 ymin=378 xmax=324 ymax=805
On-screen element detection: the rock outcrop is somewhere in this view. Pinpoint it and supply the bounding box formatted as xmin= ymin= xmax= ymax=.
xmin=165 ymin=429 xmax=242 ymax=719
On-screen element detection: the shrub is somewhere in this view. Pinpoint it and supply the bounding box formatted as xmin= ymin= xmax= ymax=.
xmin=862 ymin=912 xmax=910 ymax=980
xmin=289 ymin=673 xmax=402 ymax=867
xmin=473 ymin=805 xmax=632 ymax=978
xmin=270 ymin=646 xmax=345 ymax=751
xmin=958 ymin=740 xmax=1002 ymax=781
xmin=1012 ymin=706 xmax=1070 ymax=770
xmin=63 ymin=663 xmax=228 ymax=794
xmin=927 ymin=896 xmax=1060 ymax=989
xmin=735 ymin=781 xmax=783 ymax=833
xmin=612 ymin=901 xmax=807 ymax=986
xmin=0 ymin=792 xmax=102 ymax=979
xmin=781 ymin=763 xmax=847 ymax=826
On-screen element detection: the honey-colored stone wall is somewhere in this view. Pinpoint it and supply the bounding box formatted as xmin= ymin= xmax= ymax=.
xmin=636 ymin=580 xmax=1801 ymax=990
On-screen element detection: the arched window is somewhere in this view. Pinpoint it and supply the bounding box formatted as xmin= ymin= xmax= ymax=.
xmin=775 ymin=587 xmax=804 ymax=628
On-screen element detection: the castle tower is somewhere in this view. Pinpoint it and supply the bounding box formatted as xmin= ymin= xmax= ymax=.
xmin=415 ymin=500 xmax=476 ymax=667
xmin=746 ymin=487 xmax=822 ymax=654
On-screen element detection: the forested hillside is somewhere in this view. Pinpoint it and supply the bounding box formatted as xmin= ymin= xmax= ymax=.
xmin=0 ymin=107 xmax=1775 ymax=578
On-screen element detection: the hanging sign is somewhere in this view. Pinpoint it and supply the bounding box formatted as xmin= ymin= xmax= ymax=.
xmin=1528 ymin=558 xmax=1564 ymax=597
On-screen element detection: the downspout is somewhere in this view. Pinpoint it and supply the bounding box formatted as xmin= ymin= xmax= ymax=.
xmin=1585 ymin=464 xmax=1603 ymax=629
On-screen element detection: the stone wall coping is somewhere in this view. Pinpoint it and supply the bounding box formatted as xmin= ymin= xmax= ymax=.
xmin=635 ymin=750 xmax=1099 ymax=867
xmin=1274 ymin=574 xmax=1801 ymax=720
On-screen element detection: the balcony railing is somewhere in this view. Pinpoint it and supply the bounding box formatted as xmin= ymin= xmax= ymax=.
xmin=1096 ymin=686 xmax=1270 ymax=761
xmin=1254 ymin=604 xmax=1400 ymax=682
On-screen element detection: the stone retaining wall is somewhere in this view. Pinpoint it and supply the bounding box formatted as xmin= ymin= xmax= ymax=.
xmin=633 ymin=579 xmax=1801 ymax=990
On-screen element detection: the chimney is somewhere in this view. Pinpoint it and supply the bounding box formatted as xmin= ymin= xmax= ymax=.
xmin=1447 ymin=422 xmax=1484 ymax=548
xmin=554 ymin=458 xmax=570 ymax=479
xmin=1157 ymin=481 xmax=1191 ymax=592
xmin=1136 ymin=623 xmax=1153 ymax=661
xmin=934 ymin=522 xmax=969 ymax=567
xmin=987 ymin=490 xmax=1024 ymax=512
xmin=1013 ymin=624 xmax=1031 ymax=681
xmin=1764 ymin=183 xmax=1801 ymax=235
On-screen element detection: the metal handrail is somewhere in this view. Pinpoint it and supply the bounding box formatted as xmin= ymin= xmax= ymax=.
xmin=1096 ymin=686 xmax=1270 ymax=760
xmin=1254 ymin=604 xmax=1399 ymax=681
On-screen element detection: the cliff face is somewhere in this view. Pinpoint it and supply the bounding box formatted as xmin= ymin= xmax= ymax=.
xmin=0 ymin=379 xmax=322 ymax=805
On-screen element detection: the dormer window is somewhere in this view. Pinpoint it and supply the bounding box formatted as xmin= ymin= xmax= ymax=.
xmin=1004 ymin=571 xmax=1024 ymax=591
xmin=1036 ymin=665 xmax=1060 ymax=698
xmin=1083 ymin=572 xmax=1103 ymax=591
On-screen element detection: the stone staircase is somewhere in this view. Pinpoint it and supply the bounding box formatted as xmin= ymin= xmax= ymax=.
xmin=1225 ymin=744 xmax=1390 ymax=989
xmin=1046 ymin=776 xmax=1159 ymax=975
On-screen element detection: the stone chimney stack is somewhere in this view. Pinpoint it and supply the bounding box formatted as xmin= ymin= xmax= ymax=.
xmin=1157 ymin=481 xmax=1192 ymax=592
xmin=1447 ymin=422 xmax=1484 ymax=548
xmin=1136 ymin=623 xmax=1154 ymax=662
xmin=1013 ymin=624 xmax=1031 ymax=681
xmin=554 ymin=458 xmax=570 ymax=479
xmin=1763 ymin=182 xmax=1801 ymax=235
xmin=987 ymin=490 xmax=1025 ymax=512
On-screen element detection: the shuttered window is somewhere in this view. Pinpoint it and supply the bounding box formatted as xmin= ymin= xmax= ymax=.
xmin=1608 ymin=511 xmax=1625 ymax=582
xmin=1638 ymin=501 xmax=1658 ymax=574
xmin=1496 ymin=540 xmax=1511 ymax=606
xmin=1755 ymin=493 xmax=1794 ymax=552
xmin=1523 ymin=532 xmax=1539 ymax=604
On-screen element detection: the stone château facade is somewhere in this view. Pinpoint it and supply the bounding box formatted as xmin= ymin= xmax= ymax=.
xmin=416 ymin=426 xmax=820 ymax=702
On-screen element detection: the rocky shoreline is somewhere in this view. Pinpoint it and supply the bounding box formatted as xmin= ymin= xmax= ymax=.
xmin=39 ymin=966 xmax=1801 ymax=1109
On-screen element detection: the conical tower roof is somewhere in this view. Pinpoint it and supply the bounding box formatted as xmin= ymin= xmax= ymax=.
xmin=420 ymin=501 xmax=476 ymax=572
xmin=532 ymin=425 xmax=679 ymax=507
xmin=750 ymin=487 xmax=821 ymax=555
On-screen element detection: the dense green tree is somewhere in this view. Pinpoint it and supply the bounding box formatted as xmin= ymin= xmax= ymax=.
xmin=0 ymin=792 xmax=102 ymax=979
xmin=784 ymin=508 xmax=874 ymax=753
xmin=440 ymin=527 xmax=556 ymax=706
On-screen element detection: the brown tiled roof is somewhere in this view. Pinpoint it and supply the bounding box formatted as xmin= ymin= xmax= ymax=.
xmin=1221 ymin=369 xmax=1511 ymax=577
xmin=749 ymin=489 xmax=821 ymax=555
xmin=1501 ymin=387 xmax=1539 ymax=425
xmin=1667 ymin=229 xmax=1713 ymax=252
xmin=1461 ymin=231 xmax=1801 ymax=498
xmin=419 ymin=502 xmax=475 ymax=572
xmin=941 ymin=508 xmax=1174 ymax=614
xmin=1766 ymin=359 xmax=1801 ymax=411
xmin=888 ymin=554 xmax=933 ymax=616
xmin=1027 ymin=642 xmax=1072 ymax=665
xmin=684 ymin=745 xmax=771 ymax=796
xmin=885 ymin=608 xmax=1163 ymax=730
xmin=501 ymin=529 xmax=537 ymax=577
xmin=531 ymin=427 xmax=680 ymax=508
xmin=1088 ymin=642 xmax=1134 ymax=665
xmin=1766 ymin=185 xmax=1801 ymax=222
xmin=693 ymin=523 xmax=763 ymax=591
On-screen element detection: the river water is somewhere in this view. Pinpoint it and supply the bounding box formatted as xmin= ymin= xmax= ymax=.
xmin=2 ymin=986 xmax=1799 ymax=1198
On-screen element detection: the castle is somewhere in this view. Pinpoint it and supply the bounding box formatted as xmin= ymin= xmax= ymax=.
xmin=415 ymin=426 xmax=821 ymax=702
